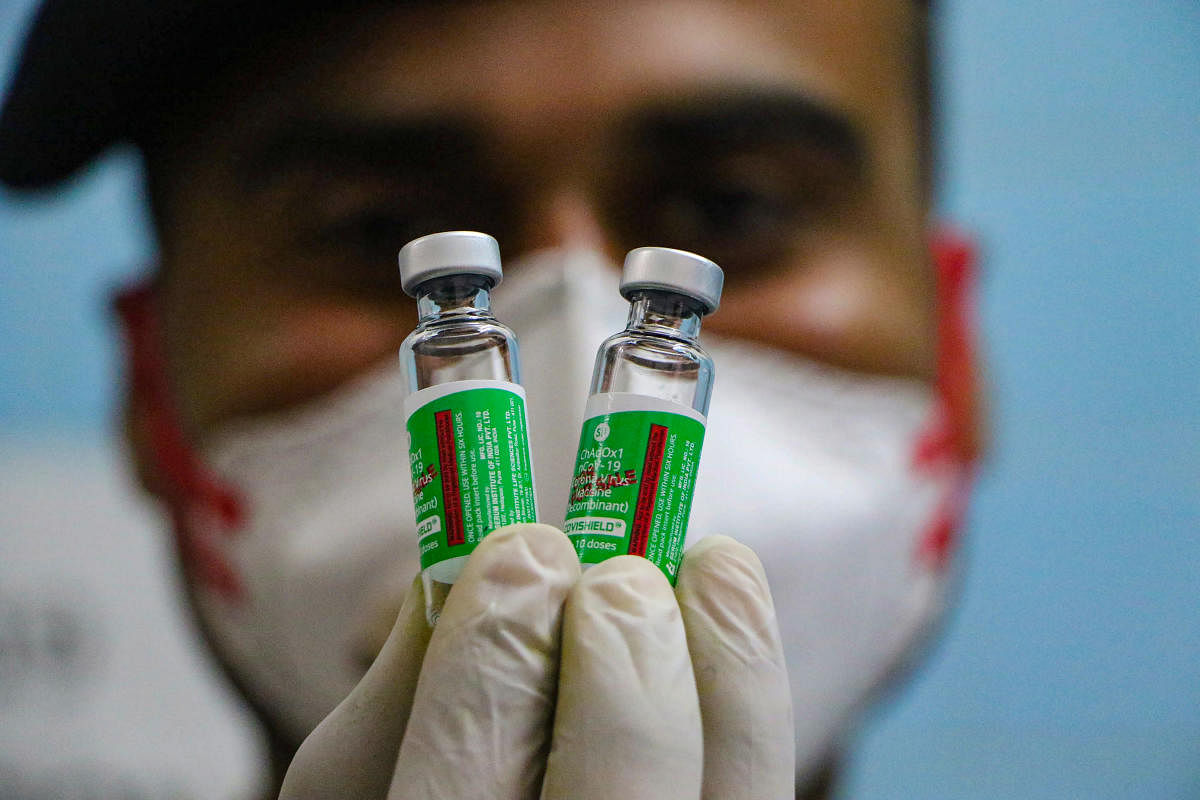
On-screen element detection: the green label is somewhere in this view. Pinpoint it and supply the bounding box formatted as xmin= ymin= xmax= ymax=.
xmin=405 ymin=380 xmax=537 ymax=577
xmin=563 ymin=393 xmax=706 ymax=583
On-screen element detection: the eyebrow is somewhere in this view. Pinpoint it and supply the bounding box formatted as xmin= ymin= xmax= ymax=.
xmin=235 ymin=87 xmax=866 ymax=189
xmin=624 ymin=88 xmax=867 ymax=179
xmin=235 ymin=115 xmax=481 ymax=189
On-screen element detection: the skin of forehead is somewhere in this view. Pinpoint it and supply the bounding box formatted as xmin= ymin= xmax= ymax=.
xmin=292 ymin=0 xmax=923 ymax=204
xmin=152 ymin=0 xmax=932 ymax=438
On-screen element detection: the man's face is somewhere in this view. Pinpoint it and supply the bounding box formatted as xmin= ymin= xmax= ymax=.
xmin=150 ymin=0 xmax=933 ymax=440
xmin=132 ymin=1 xmax=965 ymax=766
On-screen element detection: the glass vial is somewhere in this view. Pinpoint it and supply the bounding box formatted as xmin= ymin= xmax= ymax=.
xmin=398 ymin=231 xmax=538 ymax=624
xmin=563 ymin=247 xmax=723 ymax=582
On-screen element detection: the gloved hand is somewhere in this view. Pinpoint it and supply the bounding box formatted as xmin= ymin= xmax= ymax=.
xmin=279 ymin=524 xmax=794 ymax=799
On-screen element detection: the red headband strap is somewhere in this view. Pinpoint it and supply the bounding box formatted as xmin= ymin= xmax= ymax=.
xmin=113 ymin=282 xmax=245 ymax=599
xmin=914 ymin=227 xmax=983 ymax=568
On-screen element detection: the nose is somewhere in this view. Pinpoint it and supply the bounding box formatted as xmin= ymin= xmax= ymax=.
xmin=508 ymin=188 xmax=618 ymax=258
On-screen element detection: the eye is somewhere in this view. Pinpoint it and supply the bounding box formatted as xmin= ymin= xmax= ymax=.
xmin=604 ymin=123 xmax=861 ymax=282
xmin=610 ymin=167 xmax=812 ymax=279
xmin=317 ymin=208 xmax=453 ymax=260
xmin=656 ymin=180 xmax=797 ymax=246
xmin=296 ymin=179 xmax=514 ymax=295
xmin=297 ymin=207 xmax=452 ymax=297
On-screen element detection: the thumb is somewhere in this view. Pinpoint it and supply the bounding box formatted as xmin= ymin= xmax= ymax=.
xmin=280 ymin=574 xmax=431 ymax=800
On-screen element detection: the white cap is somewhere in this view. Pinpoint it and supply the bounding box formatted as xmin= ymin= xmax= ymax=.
xmin=620 ymin=247 xmax=724 ymax=314
xmin=398 ymin=231 xmax=503 ymax=295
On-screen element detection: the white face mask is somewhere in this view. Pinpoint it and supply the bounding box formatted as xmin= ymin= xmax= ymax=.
xmin=691 ymin=338 xmax=954 ymax=777
xmin=192 ymin=248 xmax=961 ymax=779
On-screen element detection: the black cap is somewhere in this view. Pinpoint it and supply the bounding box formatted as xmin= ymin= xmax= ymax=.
xmin=0 ymin=1 xmax=340 ymax=188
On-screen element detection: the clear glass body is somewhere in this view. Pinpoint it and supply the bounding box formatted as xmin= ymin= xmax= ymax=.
xmin=398 ymin=274 xmax=522 ymax=624
xmin=591 ymin=290 xmax=715 ymax=415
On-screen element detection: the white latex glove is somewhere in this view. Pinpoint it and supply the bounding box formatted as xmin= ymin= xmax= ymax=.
xmin=280 ymin=524 xmax=794 ymax=799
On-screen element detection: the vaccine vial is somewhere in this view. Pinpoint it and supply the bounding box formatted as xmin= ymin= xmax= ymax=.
xmin=398 ymin=231 xmax=538 ymax=624
xmin=563 ymin=247 xmax=723 ymax=583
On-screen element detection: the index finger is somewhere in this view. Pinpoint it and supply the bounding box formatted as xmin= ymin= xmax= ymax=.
xmin=541 ymin=556 xmax=704 ymax=800
xmin=388 ymin=523 xmax=579 ymax=800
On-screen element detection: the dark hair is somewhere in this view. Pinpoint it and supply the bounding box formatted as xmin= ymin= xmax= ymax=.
xmin=1 ymin=1 xmax=935 ymax=196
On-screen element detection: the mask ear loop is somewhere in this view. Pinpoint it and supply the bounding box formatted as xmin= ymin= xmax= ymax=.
xmin=913 ymin=226 xmax=983 ymax=568
xmin=113 ymin=282 xmax=245 ymax=600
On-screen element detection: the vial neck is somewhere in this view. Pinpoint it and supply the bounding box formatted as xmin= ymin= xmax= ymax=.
xmin=626 ymin=291 xmax=704 ymax=341
xmin=415 ymin=276 xmax=494 ymax=323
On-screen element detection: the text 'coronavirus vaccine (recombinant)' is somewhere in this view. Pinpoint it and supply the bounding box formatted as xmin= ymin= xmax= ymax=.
xmin=398 ymin=231 xmax=538 ymax=624
xmin=563 ymin=247 xmax=723 ymax=583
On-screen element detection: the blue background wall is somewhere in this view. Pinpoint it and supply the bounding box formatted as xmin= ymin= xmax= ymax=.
xmin=848 ymin=3 xmax=1200 ymax=797
xmin=2 ymin=2 xmax=1197 ymax=797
